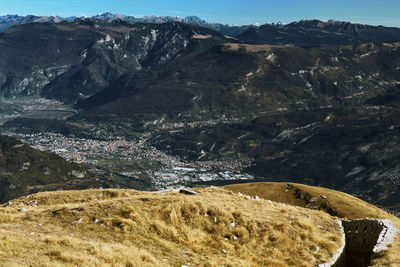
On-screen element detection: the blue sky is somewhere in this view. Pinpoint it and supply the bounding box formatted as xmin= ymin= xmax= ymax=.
xmin=1 ymin=0 xmax=400 ymax=27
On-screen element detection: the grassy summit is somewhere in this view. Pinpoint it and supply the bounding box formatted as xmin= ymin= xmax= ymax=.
xmin=0 ymin=187 xmax=343 ymax=266
xmin=0 ymin=183 xmax=398 ymax=266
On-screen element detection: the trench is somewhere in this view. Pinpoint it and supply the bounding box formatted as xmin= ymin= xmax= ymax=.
xmin=327 ymin=219 xmax=397 ymax=267
xmin=341 ymin=219 xmax=384 ymax=267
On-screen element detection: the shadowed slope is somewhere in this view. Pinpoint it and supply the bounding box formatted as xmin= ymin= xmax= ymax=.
xmin=0 ymin=135 xmax=100 ymax=203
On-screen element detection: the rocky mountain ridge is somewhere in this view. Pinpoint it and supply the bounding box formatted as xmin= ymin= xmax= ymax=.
xmin=0 ymin=13 xmax=253 ymax=35
xmin=0 ymin=14 xmax=74 ymax=32
xmin=0 ymin=19 xmax=230 ymax=103
xmin=238 ymin=20 xmax=400 ymax=46
xmin=2 ymin=12 xmax=400 ymax=45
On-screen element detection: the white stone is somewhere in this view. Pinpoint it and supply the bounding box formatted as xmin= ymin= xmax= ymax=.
xmin=73 ymin=218 xmax=82 ymax=224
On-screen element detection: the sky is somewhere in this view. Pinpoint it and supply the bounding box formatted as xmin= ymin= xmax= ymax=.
xmin=1 ymin=0 xmax=400 ymax=27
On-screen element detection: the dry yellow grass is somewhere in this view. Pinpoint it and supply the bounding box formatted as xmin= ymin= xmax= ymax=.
xmin=224 ymin=182 xmax=392 ymax=219
xmin=224 ymin=182 xmax=400 ymax=266
xmin=0 ymin=187 xmax=343 ymax=267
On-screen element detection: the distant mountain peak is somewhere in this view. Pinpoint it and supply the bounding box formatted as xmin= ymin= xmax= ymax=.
xmin=290 ymin=19 xmax=366 ymax=28
xmin=100 ymin=12 xmax=113 ymax=16
xmin=183 ymin=16 xmax=208 ymax=26
xmin=93 ymin=12 xmax=126 ymax=20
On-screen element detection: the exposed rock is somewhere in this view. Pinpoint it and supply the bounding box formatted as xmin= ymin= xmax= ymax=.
xmin=178 ymin=188 xmax=199 ymax=195
xmin=73 ymin=218 xmax=82 ymax=224
xmin=71 ymin=170 xmax=86 ymax=179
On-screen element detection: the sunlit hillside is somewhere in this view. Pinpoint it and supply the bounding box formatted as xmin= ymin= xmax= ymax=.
xmin=224 ymin=182 xmax=400 ymax=266
xmin=0 ymin=187 xmax=344 ymax=267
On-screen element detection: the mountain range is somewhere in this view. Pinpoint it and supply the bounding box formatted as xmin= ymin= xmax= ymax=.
xmin=0 ymin=14 xmax=72 ymax=32
xmin=1 ymin=16 xmax=399 ymax=103
xmin=0 ymin=16 xmax=400 ymax=215
xmin=0 ymin=13 xmax=253 ymax=35
xmin=238 ymin=19 xmax=400 ymax=46
xmin=2 ymin=12 xmax=400 ymax=45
